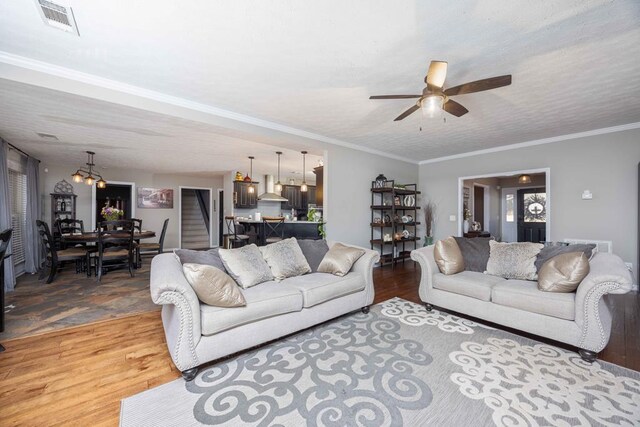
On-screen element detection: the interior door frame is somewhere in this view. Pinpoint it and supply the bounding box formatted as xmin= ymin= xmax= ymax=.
xmin=472 ymin=183 xmax=491 ymax=232
xmin=217 ymin=188 xmax=224 ymax=247
xmin=458 ymin=168 xmax=551 ymax=240
xmin=178 ymin=186 xmax=214 ymax=249
xmin=91 ymin=180 xmax=136 ymax=230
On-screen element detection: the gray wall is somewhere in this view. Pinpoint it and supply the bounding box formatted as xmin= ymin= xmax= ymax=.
xmin=42 ymin=164 xmax=224 ymax=249
xmin=462 ymin=177 xmax=500 ymax=235
xmin=419 ymin=128 xmax=640 ymax=278
xmin=324 ymin=145 xmax=419 ymax=248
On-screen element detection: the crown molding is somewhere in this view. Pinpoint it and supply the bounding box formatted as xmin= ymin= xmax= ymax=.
xmin=419 ymin=122 xmax=640 ymax=165
xmin=0 ymin=51 xmax=418 ymax=165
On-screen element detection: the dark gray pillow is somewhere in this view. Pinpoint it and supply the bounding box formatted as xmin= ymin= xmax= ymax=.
xmin=296 ymin=239 xmax=329 ymax=272
xmin=535 ymin=244 xmax=596 ymax=272
xmin=453 ymin=237 xmax=492 ymax=272
xmin=174 ymin=248 xmax=225 ymax=272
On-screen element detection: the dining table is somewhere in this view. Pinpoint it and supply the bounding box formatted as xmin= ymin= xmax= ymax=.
xmin=62 ymin=230 xmax=156 ymax=243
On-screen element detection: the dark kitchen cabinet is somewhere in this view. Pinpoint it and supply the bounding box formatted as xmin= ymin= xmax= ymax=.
xmin=313 ymin=166 xmax=323 ymax=207
xmin=234 ymin=181 xmax=258 ymax=209
xmin=305 ymin=186 xmax=317 ymax=206
xmin=281 ymin=185 xmax=303 ymax=210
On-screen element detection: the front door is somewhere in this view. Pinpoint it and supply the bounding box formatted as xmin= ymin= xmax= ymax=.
xmin=517 ymin=187 xmax=546 ymax=243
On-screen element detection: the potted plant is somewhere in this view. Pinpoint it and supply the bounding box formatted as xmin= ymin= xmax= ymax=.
xmin=101 ymin=206 xmax=124 ymax=222
xmin=423 ymin=200 xmax=436 ymax=246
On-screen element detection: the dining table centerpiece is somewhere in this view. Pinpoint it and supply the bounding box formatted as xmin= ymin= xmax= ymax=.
xmin=101 ymin=206 xmax=124 ymax=221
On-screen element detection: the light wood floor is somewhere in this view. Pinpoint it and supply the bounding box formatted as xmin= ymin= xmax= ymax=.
xmin=0 ymin=261 xmax=637 ymax=426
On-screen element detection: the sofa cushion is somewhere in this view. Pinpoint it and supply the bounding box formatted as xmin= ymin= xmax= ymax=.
xmin=174 ymin=248 xmax=225 ymax=271
xmin=491 ymin=280 xmax=575 ymax=320
xmin=434 ymin=237 xmax=464 ymax=275
xmin=433 ymin=271 xmax=506 ymax=302
xmin=282 ymin=272 xmax=365 ymax=308
xmin=538 ymin=252 xmax=590 ymax=293
xmin=535 ymin=243 xmax=596 ymax=272
xmin=200 ymin=281 xmax=303 ymax=335
xmin=318 ymin=243 xmax=365 ymax=276
xmin=260 ymin=237 xmax=311 ymax=281
xmin=182 ymin=263 xmax=246 ymax=307
xmin=296 ymin=239 xmax=330 ymax=272
xmin=486 ymin=241 xmax=543 ymax=280
xmin=453 ymin=237 xmax=492 ymax=272
xmin=218 ymin=244 xmax=274 ymax=288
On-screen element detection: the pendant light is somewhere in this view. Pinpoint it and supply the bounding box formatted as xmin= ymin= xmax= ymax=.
xmin=275 ymin=151 xmax=283 ymax=193
xmin=248 ymin=156 xmax=255 ymax=194
xmin=518 ymin=174 xmax=532 ymax=184
xmin=71 ymin=151 xmax=107 ymax=188
xmin=300 ymin=151 xmax=308 ymax=192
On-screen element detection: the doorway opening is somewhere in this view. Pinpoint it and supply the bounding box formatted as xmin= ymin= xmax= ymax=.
xmin=92 ymin=181 xmax=135 ymax=229
xmin=458 ymin=169 xmax=550 ymax=242
xmin=179 ymin=187 xmax=213 ymax=249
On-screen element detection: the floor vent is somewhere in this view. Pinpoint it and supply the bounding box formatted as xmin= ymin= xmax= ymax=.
xmin=35 ymin=0 xmax=79 ymax=35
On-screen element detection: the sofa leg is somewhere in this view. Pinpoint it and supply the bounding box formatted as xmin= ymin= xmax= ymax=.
xmin=181 ymin=368 xmax=198 ymax=381
xmin=361 ymin=306 xmax=370 ymax=314
xmin=424 ymin=303 xmax=433 ymax=312
xmin=579 ymin=349 xmax=597 ymax=363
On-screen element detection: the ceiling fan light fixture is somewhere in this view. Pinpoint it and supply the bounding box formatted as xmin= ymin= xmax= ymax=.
xmin=420 ymin=95 xmax=444 ymax=118
xmin=518 ymin=174 xmax=532 ymax=184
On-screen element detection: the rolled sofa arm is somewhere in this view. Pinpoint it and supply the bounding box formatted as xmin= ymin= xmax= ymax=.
xmin=411 ymin=246 xmax=438 ymax=302
xmin=327 ymin=240 xmax=380 ymax=306
xmin=150 ymin=253 xmax=201 ymax=371
xmin=574 ymin=252 xmax=633 ymax=352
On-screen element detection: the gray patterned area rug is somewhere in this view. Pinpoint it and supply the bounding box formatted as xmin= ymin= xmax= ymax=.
xmin=120 ymin=298 xmax=640 ymax=426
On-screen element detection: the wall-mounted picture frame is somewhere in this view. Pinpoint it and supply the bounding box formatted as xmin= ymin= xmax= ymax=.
xmin=137 ymin=187 xmax=174 ymax=209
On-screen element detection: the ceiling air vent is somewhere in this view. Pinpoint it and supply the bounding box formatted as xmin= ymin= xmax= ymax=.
xmin=34 ymin=0 xmax=79 ymax=35
xmin=36 ymin=132 xmax=59 ymax=141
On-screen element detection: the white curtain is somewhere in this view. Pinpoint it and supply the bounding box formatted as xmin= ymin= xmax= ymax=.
xmin=24 ymin=157 xmax=42 ymax=273
xmin=0 ymin=140 xmax=16 ymax=291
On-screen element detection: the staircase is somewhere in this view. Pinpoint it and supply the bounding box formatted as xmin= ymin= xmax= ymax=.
xmin=181 ymin=189 xmax=210 ymax=249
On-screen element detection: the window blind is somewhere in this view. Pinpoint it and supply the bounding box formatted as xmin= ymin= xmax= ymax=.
xmin=8 ymin=168 xmax=27 ymax=273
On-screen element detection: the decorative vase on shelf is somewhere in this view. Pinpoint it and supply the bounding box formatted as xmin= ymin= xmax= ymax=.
xmin=463 ymin=220 xmax=470 ymax=233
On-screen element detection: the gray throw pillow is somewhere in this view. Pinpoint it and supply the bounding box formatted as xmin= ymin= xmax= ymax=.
xmin=260 ymin=238 xmax=311 ymax=281
xmin=535 ymin=243 xmax=596 ymax=272
xmin=218 ymin=244 xmax=274 ymax=288
xmin=296 ymin=239 xmax=330 ymax=272
xmin=486 ymin=241 xmax=544 ymax=280
xmin=174 ymin=248 xmax=225 ymax=272
xmin=453 ymin=237 xmax=492 ymax=272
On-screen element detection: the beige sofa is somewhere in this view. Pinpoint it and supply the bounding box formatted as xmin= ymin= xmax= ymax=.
xmin=150 ymin=242 xmax=379 ymax=380
xmin=411 ymin=245 xmax=633 ymax=362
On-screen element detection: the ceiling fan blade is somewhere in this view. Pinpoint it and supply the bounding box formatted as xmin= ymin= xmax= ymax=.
xmin=369 ymin=95 xmax=422 ymax=99
xmin=394 ymin=104 xmax=420 ymax=121
xmin=443 ymin=99 xmax=469 ymax=117
xmin=444 ymin=75 xmax=512 ymax=96
xmin=425 ymin=60 xmax=448 ymax=90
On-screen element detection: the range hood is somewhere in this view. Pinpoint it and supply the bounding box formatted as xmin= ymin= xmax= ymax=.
xmin=258 ymin=175 xmax=288 ymax=202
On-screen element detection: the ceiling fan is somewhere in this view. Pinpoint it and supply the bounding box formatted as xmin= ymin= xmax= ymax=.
xmin=370 ymin=61 xmax=511 ymax=121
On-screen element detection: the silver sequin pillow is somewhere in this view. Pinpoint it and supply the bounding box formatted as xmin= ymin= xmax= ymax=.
xmin=218 ymin=244 xmax=274 ymax=288
xmin=485 ymin=240 xmax=544 ymax=280
xmin=260 ymin=237 xmax=311 ymax=281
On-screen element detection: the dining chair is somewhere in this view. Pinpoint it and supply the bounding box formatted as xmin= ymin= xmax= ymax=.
xmin=137 ymin=218 xmax=169 ymax=264
xmin=0 ymin=228 xmax=12 ymax=352
xmin=56 ymin=218 xmax=86 ymax=249
xmin=37 ymin=220 xmax=89 ymax=283
xmin=225 ymin=216 xmax=249 ymax=248
xmin=131 ymin=218 xmax=143 ymax=232
xmin=131 ymin=218 xmax=143 ymax=267
xmin=262 ymin=216 xmax=285 ymax=245
xmin=93 ymin=220 xmax=135 ymax=282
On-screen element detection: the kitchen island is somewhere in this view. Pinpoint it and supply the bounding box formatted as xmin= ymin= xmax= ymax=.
xmin=236 ymin=220 xmax=322 ymax=245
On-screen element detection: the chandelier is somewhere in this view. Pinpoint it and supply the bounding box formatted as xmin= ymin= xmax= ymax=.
xmin=71 ymin=151 xmax=107 ymax=188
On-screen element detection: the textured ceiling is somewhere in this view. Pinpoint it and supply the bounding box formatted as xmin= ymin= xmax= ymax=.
xmin=0 ymin=0 xmax=639 ymax=162
xmin=0 ymin=79 xmax=322 ymax=180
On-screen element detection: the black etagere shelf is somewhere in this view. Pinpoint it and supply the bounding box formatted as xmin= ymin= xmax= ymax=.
xmin=370 ymin=179 xmax=420 ymax=268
